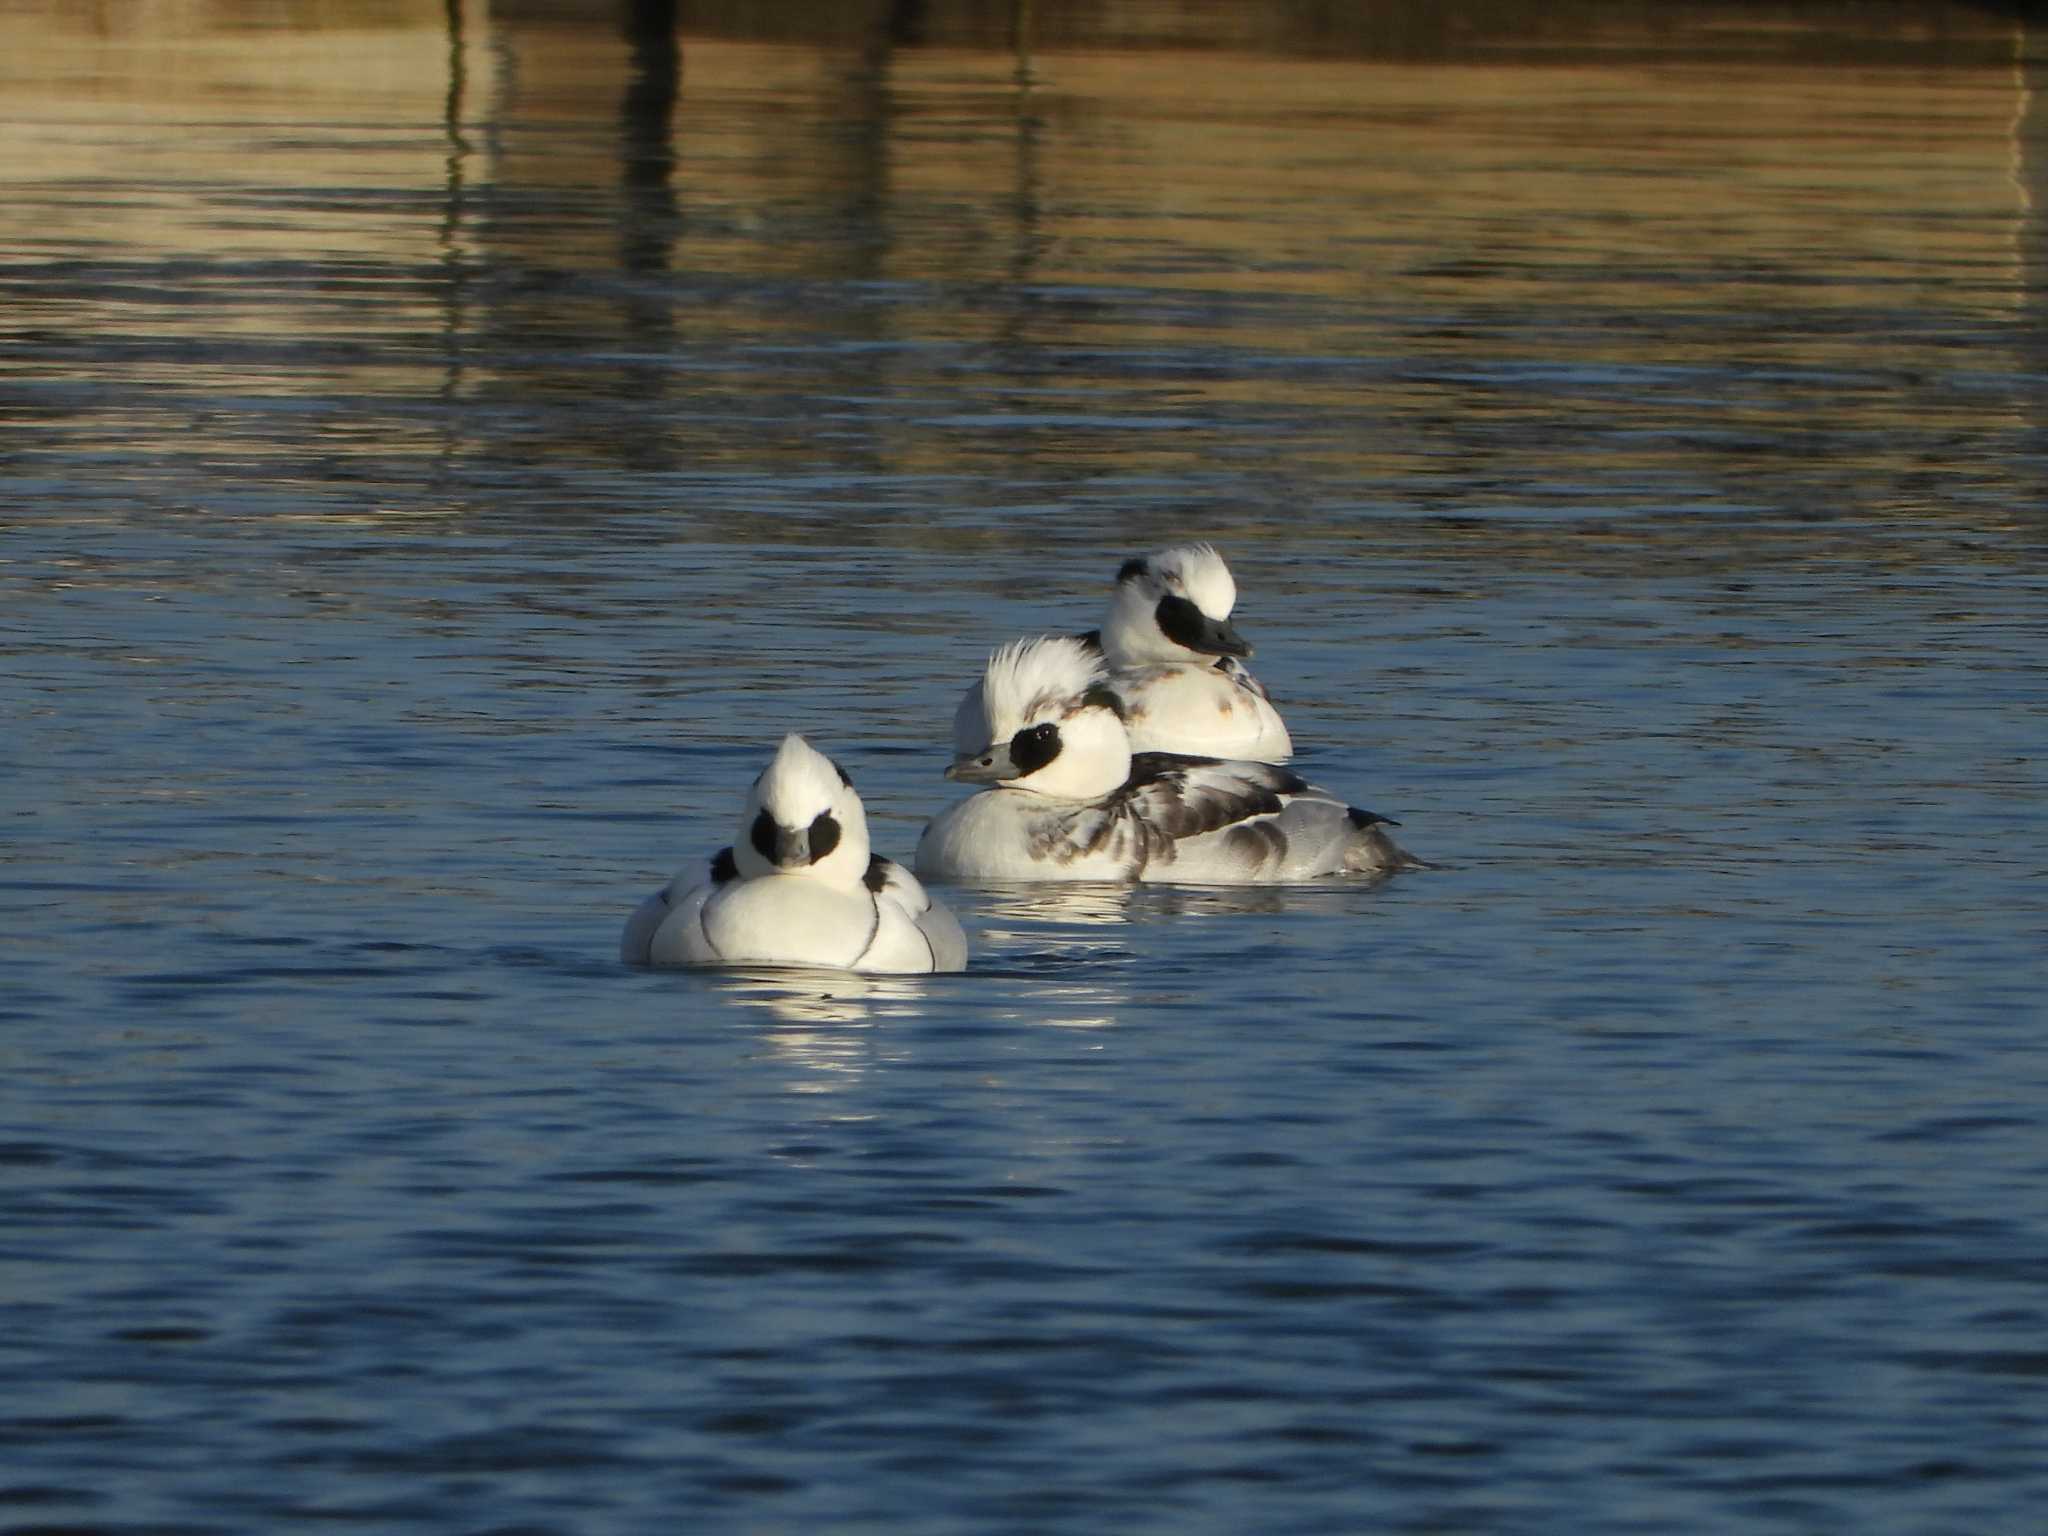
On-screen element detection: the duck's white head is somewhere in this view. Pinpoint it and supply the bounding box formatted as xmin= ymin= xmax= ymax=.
xmin=733 ymin=733 xmax=871 ymax=887
xmin=1100 ymin=543 xmax=1250 ymax=667
xmin=948 ymin=636 xmax=1131 ymax=800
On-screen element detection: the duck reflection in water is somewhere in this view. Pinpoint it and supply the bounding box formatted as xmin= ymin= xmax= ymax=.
xmin=715 ymin=966 xmax=933 ymax=1029
xmin=707 ymin=966 xmax=1131 ymax=1092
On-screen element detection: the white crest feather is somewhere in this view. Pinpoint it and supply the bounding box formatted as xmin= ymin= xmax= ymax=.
xmin=1154 ymin=542 xmax=1237 ymax=620
xmin=979 ymin=635 xmax=1106 ymax=735
xmin=754 ymin=733 xmax=846 ymax=822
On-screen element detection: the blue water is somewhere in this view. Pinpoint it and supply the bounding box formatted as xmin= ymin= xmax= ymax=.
xmin=5 ymin=2 xmax=2048 ymax=1531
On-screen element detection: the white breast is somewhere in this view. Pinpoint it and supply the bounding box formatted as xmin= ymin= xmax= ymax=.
xmin=629 ymin=864 xmax=968 ymax=975
xmin=916 ymin=790 xmax=1139 ymax=883
xmin=654 ymin=878 xmax=876 ymax=970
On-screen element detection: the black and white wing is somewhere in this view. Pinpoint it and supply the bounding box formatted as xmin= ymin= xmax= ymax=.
xmin=621 ymin=848 xmax=734 ymax=965
xmin=1109 ymin=754 xmax=1414 ymax=881
xmin=863 ymin=855 xmax=969 ymax=972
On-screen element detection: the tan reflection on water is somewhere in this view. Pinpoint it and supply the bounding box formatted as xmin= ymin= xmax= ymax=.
xmin=2 ymin=0 xmax=2041 ymax=508
xmin=2 ymin=2 xmax=486 ymax=265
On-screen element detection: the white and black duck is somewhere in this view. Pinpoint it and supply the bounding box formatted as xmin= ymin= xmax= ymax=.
xmin=920 ymin=636 xmax=1419 ymax=885
xmin=952 ymin=543 xmax=1294 ymax=764
xmin=624 ymin=733 xmax=968 ymax=973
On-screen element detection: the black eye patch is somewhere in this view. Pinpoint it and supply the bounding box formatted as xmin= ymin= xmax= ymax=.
xmin=1010 ymin=721 xmax=1061 ymax=776
xmin=1155 ymin=593 xmax=1213 ymax=650
xmin=1154 ymin=593 xmax=1250 ymax=658
xmin=750 ymin=809 xmax=778 ymax=863
xmin=807 ymin=811 xmax=841 ymax=863
xmin=1116 ymin=557 xmax=1149 ymax=585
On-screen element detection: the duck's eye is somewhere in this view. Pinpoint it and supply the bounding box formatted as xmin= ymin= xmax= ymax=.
xmin=807 ymin=811 xmax=841 ymax=863
xmin=749 ymin=809 xmax=778 ymax=862
xmin=1009 ymin=721 xmax=1062 ymax=776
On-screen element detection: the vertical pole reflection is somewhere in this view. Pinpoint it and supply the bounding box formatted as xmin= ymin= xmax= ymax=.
xmin=620 ymin=0 xmax=681 ymax=275
xmin=883 ymin=0 xmax=929 ymax=50
xmin=2020 ymin=18 xmax=2046 ymax=479
xmin=618 ymin=0 xmax=681 ymax=438
xmin=1007 ymin=0 xmax=1044 ymax=296
xmin=438 ymin=0 xmax=476 ymax=465
xmin=441 ymin=0 xmax=472 ymax=246
xmin=843 ymin=4 xmax=909 ymax=248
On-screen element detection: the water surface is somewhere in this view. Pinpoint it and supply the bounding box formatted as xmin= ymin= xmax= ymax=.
xmin=4 ymin=2 xmax=2047 ymax=1531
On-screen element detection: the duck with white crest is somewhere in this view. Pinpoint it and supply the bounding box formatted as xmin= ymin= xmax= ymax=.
xmin=624 ymin=733 xmax=968 ymax=973
xmin=920 ymin=636 xmax=1421 ymax=885
xmin=951 ymin=543 xmax=1294 ymax=764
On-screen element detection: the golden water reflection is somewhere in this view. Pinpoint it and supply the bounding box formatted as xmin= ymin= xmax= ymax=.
xmin=3 ymin=0 xmax=2042 ymax=546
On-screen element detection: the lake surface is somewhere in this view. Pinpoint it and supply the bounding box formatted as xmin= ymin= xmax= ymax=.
xmin=4 ymin=0 xmax=2047 ymax=1530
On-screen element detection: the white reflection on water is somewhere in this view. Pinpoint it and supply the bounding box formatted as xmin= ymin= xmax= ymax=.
xmin=1127 ymin=877 xmax=1406 ymax=921
xmin=967 ymin=880 xmax=1135 ymax=929
xmin=702 ymin=954 xmax=1137 ymax=1079
xmin=716 ymin=966 xmax=930 ymax=1025
xmin=961 ymin=876 xmax=1409 ymax=935
xmin=709 ymin=969 xmax=922 ymax=1090
xmin=1013 ymin=984 xmax=1124 ymax=1033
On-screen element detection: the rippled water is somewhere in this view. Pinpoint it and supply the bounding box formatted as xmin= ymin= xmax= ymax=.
xmin=5 ymin=1 xmax=2048 ymax=1530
